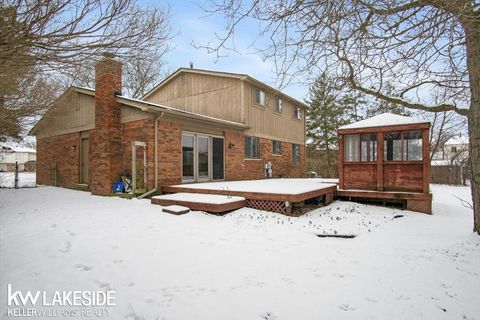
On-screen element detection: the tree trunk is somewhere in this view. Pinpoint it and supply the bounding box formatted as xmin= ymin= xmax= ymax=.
xmin=464 ymin=17 xmax=480 ymax=234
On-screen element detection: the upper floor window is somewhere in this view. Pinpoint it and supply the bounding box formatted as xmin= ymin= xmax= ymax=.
xmin=292 ymin=144 xmax=301 ymax=165
xmin=274 ymin=97 xmax=283 ymax=113
xmin=344 ymin=134 xmax=377 ymax=162
xmin=384 ymin=130 xmax=422 ymax=161
xmin=245 ymin=136 xmax=260 ymax=159
xmin=294 ymin=107 xmax=302 ymax=120
xmin=253 ymin=88 xmax=266 ymax=106
xmin=272 ymin=140 xmax=282 ymax=155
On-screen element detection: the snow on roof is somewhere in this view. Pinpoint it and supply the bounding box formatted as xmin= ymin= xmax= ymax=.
xmin=339 ymin=113 xmax=429 ymax=130
xmin=1 ymin=145 xmax=36 ymax=153
xmin=445 ymin=136 xmax=469 ymax=145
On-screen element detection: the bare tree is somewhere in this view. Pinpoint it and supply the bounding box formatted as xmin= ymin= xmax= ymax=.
xmin=0 ymin=0 xmax=172 ymax=139
xmin=204 ymin=0 xmax=480 ymax=234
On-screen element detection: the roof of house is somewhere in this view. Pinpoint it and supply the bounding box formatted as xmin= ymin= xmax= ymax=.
xmin=0 ymin=145 xmax=36 ymax=153
xmin=142 ymin=67 xmax=308 ymax=109
xmin=339 ymin=113 xmax=430 ymax=130
xmin=29 ymin=86 xmax=248 ymax=135
xmin=445 ymin=135 xmax=469 ymax=145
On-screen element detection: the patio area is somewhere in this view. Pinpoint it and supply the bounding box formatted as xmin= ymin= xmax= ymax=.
xmin=157 ymin=178 xmax=338 ymax=215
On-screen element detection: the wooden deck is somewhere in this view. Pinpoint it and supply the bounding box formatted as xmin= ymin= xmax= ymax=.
xmin=152 ymin=193 xmax=246 ymax=213
xmin=336 ymin=189 xmax=432 ymax=214
xmin=159 ymin=179 xmax=337 ymax=215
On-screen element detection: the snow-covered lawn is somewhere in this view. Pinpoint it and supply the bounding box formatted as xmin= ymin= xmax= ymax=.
xmin=0 ymin=184 xmax=479 ymax=319
xmin=0 ymin=172 xmax=36 ymax=188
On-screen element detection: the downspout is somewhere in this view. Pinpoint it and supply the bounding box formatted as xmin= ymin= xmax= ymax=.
xmin=137 ymin=111 xmax=164 ymax=199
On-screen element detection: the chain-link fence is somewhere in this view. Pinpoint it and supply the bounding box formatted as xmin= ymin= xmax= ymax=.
xmin=0 ymin=162 xmax=36 ymax=188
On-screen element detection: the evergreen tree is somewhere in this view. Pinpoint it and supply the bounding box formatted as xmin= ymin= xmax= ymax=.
xmin=305 ymin=74 xmax=355 ymax=176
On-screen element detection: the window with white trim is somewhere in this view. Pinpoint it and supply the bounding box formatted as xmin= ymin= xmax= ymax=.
xmin=294 ymin=107 xmax=302 ymax=120
xmin=253 ymin=88 xmax=266 ymax=106
xmin=274 ymin=97 xmax=283 ymax=113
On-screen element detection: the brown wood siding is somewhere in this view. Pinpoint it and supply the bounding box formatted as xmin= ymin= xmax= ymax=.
xmin=144 ymin=72 xmax=306 ymax=145
xmin=35 ymin=92 xmax=95 ymax=139
xmin=343 ymin=163 xmax=377 ymax=190
xmin=243 ymin=81 xmax=305 ymax=145
xmin=144 ymin=72 xmax=244 ymax=123
xmin=383 ymin=163 xmax=423 ymax=192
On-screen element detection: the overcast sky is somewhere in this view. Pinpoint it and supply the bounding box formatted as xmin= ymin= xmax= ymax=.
xmin=153 ymin=0 xmax=309 ymax=101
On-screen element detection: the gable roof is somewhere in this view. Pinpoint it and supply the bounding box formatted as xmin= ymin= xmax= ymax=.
xmin=142 ymin=68 xmax=308 ymax=108
xmin=339 ymin=113 xmax=430 ymax=130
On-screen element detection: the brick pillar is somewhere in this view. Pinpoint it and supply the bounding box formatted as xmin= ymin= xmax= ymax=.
xmin=90 ymin=53 xmax=123 ymax=195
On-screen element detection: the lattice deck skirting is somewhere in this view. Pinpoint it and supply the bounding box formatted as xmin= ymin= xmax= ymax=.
xmin=246 ymin=199 xmax=290 ymax=215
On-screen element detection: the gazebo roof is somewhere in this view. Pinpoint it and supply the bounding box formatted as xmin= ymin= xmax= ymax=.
xmin=339 ymin=113 xmax=429 ymax=130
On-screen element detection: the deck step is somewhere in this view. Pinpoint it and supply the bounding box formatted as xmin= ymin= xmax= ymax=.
xmin=152 ymin=193 xmax=246 ymax=213
xmin=162 ymin=205 xmax=190 ymax=215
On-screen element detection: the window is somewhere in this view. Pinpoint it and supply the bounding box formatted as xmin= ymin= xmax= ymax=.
xmin=15 ymin=153 xmax=21 ymax=161
xmin=245 ymin=136 xmax=260 ymax=159
xmin=344 ymin=135 xmax=360 ymax=162
xmin=292 ymin=144 xmax=300 ymax=165
xmin=294 ymin=107 xmax=302 ymax=120
xmin=275 ymin=97 xmax=283 ymax=113
xmin=272 ymin=140 xmax=282 ymax=155
xmin=361 ymin=134 xmax=377 ymax=162
xmin=451 ymin=146 xmax=457 ymax=153
xmin=403 ymin=130 xmax=422 ymax=160
xmin=384 ymin=130 xmax=422 ymax=161
xmin=344 ymin=134 xmax=377 ymax=162
xmin=254 ymin=88 xmax=266 ymax=106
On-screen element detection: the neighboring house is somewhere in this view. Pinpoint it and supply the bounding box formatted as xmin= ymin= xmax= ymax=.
xmin=431 ymin=135 xmax=469 ymax=185
xmin=0 ymin=145 xmax=36 ymax=172
xmin=30 ymin=55 xmax=306 ymax=195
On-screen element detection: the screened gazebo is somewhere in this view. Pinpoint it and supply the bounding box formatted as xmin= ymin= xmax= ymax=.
xmin=337 ymin=113 xmax=432 ymax=214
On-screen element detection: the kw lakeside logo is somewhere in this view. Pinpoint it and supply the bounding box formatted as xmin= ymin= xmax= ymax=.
xmin=6 ymin=284 xmax=115 ymax=318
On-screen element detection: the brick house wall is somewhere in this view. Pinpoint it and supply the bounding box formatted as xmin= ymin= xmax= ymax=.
xmin=157 ymin=120 xmax=182 ymax=186
xmin=121 ymin=119 xmax=156 ymax=190
xmin=224 ymin=130 xmax=305 ymax=181
xmin=36 ymin=132 xmax=82 ymax=188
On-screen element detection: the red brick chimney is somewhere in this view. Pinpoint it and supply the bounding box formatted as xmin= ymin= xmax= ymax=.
xmin=90 ymin=53 xmax=123 ymax=195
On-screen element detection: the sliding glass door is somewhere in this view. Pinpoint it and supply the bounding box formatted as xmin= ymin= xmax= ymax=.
xmin=197 ymin=136 xmax=209 ymax=181
xmin=182 ymin=133 xmax=224 ymax=182
xmin=182 ymin=134 xmax=195 ymax=182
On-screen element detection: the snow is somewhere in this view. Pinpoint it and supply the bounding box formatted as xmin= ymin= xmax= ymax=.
xmin=162 ymin=205 xmax=190 ymax=214
xmin=339 ymin=113 xmax=430 ymax=130
xmin=1 ymin=144 xmax=36 ymax=153
xmin=446 ymin=135 xmax=469 ymax=145
xmin=170 ymin=178 xmax=337 ymax=195
xmin=0 ymin=172 xmax=36 ymax=188
xmin=153 ymin=192 xmax=245 ymax=204
xmin=1 ymin=185 xmax=479 ymax=319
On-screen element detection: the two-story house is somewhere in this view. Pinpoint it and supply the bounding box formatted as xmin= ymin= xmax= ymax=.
xmin=30 ymin=54 xmax=306 ymax=195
